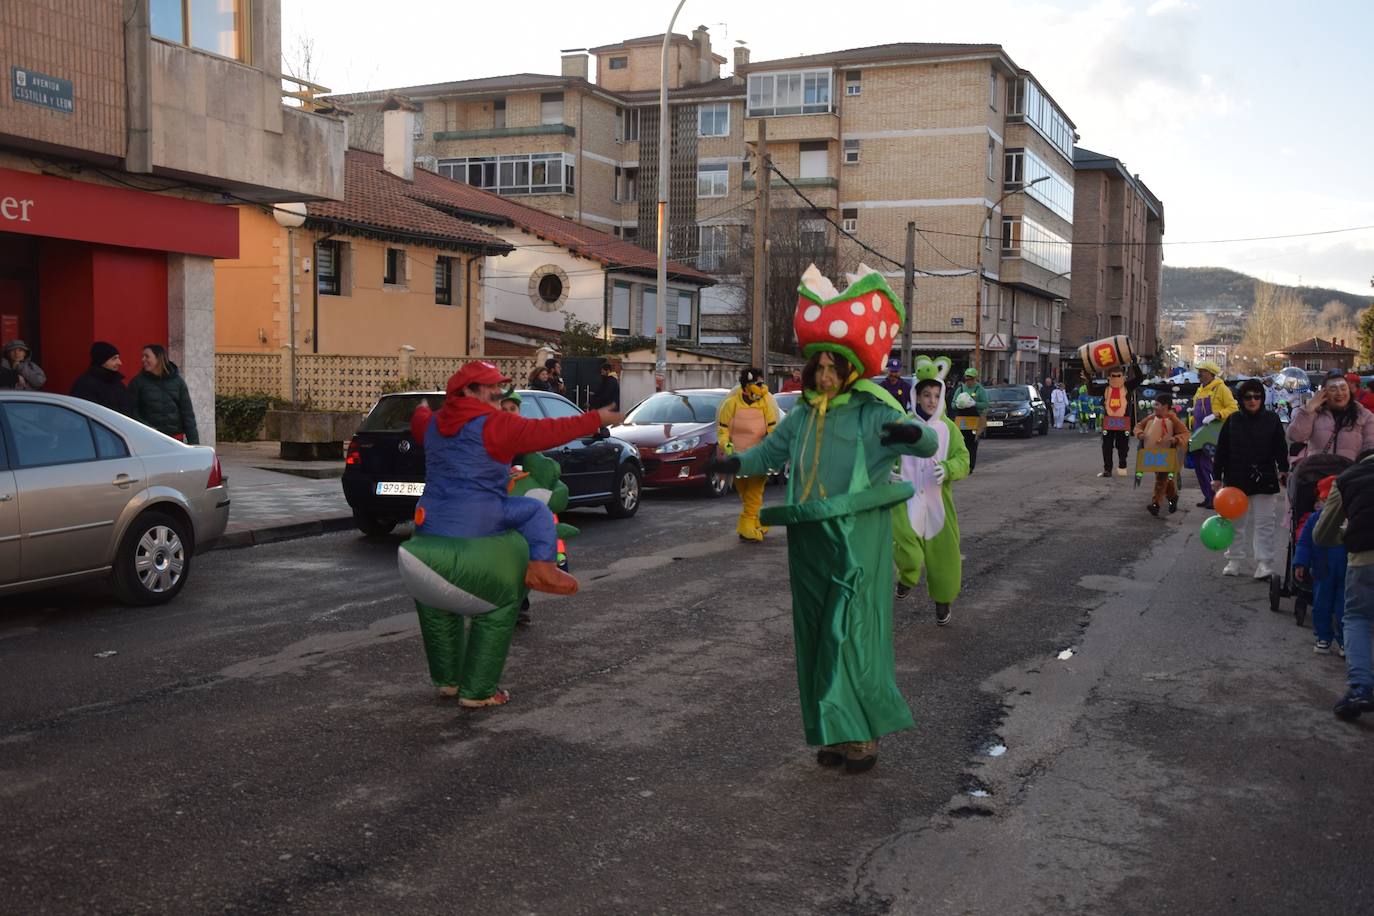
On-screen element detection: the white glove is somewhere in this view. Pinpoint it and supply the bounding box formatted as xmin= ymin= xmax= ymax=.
xmin=932 ymin=463 xmax=947 ymax=484
xmin=1202 ymin=413 xmax=1216 ymax=425
xmin=953 ymin=392 xmax=975 ymax=409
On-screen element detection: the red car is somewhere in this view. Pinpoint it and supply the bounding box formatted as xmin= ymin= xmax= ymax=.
xmin=608 ymin=388 xmax=734 ymax=497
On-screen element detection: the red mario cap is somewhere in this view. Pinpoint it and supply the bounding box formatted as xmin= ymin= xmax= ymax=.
xmin=446 ymin=360 xmax=512 ymax=394
xmin=1317 ymin=475 xmax=1337 ymax=501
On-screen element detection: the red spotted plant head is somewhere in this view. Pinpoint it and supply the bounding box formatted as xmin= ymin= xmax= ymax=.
xmin=795 ymin=263 xmax=906 ymax=377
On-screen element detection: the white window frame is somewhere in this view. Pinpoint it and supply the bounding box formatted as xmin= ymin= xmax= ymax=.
xmin=610 ymin=281 xmax=632 ymax=336
xmin=799 ymin=143 xmax=828 ymax=180
xmin=540 ymin=92 xmax=564 ymax=126
xmin=698 ymin=103 xmax=730 ymax=137
xmin=438 ymin=153 xmax=575 ymax=196
xmin=676 ymin=290 xmax=695 ymax=340
xmin=841 ymin=208 xmax=858 ymax=234
xmin=697 ymin=162 xmax=728 ymax=198
xmin=698 ymin=225 xmax=729 ymax=271
xmin=623 ymin=108 xmax=641 ymax=142
xmin=747 ymin=69 xmax=833 ymax=117
xmin=843 ymin=139 xmax=860 ymax=165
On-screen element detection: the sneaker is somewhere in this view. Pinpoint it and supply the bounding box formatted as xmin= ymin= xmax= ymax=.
xmin=1197 ymin=500 xmax=1213 ymax=509
xmin=1097 ymin=470 xmax=1112 ymax=478
xmin=1314 ymin=640 xmax=1332 ymax=655
xmin=1253 ymin=563 xmax=1274 ymax=580
xmin=1148 ymin=502 xmax=1160 ymax=516
xmin=1334 ymin=685 xmax=1374 ymax=720
xmin=1115 ymin=467 xmax=1129 ymax=477
xmin=1168 ymin=497 xmax=1178 ymax=514
xmin=1222 ymin=561 xmax=1244 ymax=576
xmin=1337 ymin=643 xmax=1347 ymax=658
xmin=935 ymin=603 xmax=952 ymax=626
xmin=896 ymin=582 xmax=912 ymax=600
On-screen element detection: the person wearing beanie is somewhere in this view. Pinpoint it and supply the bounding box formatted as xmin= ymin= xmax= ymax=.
xmin=69 ymin=341 xmax=133 ymax=416
xmin=715 ymin=367 xmax=780 ymax=542
xmin=1 ymin=339 xmax=46 ymax=390
xmin=1214 ymin=377 xmax=1289 ymax=578
xmin=127 ymin=343 xmax=199 ymax=444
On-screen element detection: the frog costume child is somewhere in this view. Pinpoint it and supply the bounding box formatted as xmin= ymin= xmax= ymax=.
xmin=893 ymin=356 xmax=970 ymax=625
xmin=706 ymin=264 xmax=938 ymax=774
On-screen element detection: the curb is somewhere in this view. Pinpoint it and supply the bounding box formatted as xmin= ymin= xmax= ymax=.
xmin=210 ymin=516 xmax=356 ymax=551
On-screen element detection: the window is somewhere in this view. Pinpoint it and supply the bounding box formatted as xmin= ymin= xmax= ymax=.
xmin=623 ymin=108 xmax=641 ymax=141
xmin=435 ymin=256 xmax=453 ymax=306
xmin=611 ymin=281 xmax=632 ymax=335
xmin=616 ymin=167 xmax=639 ymax=202
xmin=699 ymin=103 xmax=730 ymax=137
xmin=697 ymin=163 xmax=728 ymax=198
xmin=841 ymin=208 xmax=858 ymax=233
xmin=799 ymin=141 xmax=828 ymax=179
xmin=642 ymin=287 xmax=656 ymax=338
xmin=1305 ymin=359 xmax=1323 ymax=372
xmin=1001 ymin=216 xmax=1071 ymax=276
xmin=384 ymin=248 xmax=405 ymax=286
xmin=539 ymin=395 xmax=583 ymax=419
xmin=800 ymin=211 xmax=828 ymax=251
xmin=1003 ymin=148 xmax=1074 ymax=222
xmin=493 ymin=99 xmax=506 ymax=129
xmin=438 ymin=153 xmax=576 ymax=195
xmin=989 ymin=69 xmax=998 ymax=110
xmin=609 ymin=56 xmax=628 ymax=70
xmin=677 ymin=291 xmax=694 ymax=340
xmin=622 ymin=227 xmax=638 ymax=242
xmin=537 ymin=273 xmax=563 ymax=304
xmin=983 ymin=217 xmax=993 ymax=250
xmin=845 ymin=70 xmax=862 ymax=96
xmin=987 ymin=137 xmax=997 ymax=180
xmin=150 ymin=0 xmax=247 ymax=61
xmin=540 ymin=92 xmax=564 ymax=125
xmin=746 ymin=69 xmax=833 ymax=117
xmin=698 ymin=225 xmax=729 ymax=271
xmin=316 ymin=240 xmax=341 ymax=296
xmin=412 ymin=103 xmax=425 ymax=140
xmin=843 ymin=139 xmax=860 ymax=165
xmin=1005 ymin=78 xmax=1074 ymax=161
xmin=4 ymin=403 xmax=99 ymax=467
xmin=93 ymin=421 xmax=129 ymax=459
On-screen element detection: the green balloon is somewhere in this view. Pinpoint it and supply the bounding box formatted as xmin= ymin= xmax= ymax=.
xmin=1199 ymin=515 xmax=1235 ymax=551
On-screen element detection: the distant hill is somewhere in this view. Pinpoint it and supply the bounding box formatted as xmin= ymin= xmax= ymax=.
xmin=1162 ymin=266 xmax=1372 ymax=317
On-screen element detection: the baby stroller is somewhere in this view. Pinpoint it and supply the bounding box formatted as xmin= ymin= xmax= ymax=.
xmin=1271 ymin=452 xmax=1353 ymax=624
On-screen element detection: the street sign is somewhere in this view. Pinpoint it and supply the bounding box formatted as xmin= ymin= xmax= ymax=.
xmin=1016 ymin=335 xmax=1039 ymax=351
xmin=984 ymin=333 xmax=1007 ymax=349
xmin=12 ymin=67 xmax=73 ymax=114
xmin=951 ymin=317 xmax=965 ymax=328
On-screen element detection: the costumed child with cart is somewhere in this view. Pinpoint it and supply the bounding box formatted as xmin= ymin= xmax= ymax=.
xmin=1133 ymin=392 xmax=1189 ymax=515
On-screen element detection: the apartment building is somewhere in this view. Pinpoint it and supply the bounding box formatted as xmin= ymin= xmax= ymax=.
xmin=1067 ymin=147 xmax=1165 ymax=372
xmin=0 ymin=0 xmax=345 ymax=442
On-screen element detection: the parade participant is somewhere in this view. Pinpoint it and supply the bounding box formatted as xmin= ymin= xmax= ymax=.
xmin=950 ymin=367 xmax=988 ymax=471
xmin=1188 ymin=361 xmax=1238 ymax=507
xmin=1316 ymin=448 xmax=1374 ymax=719
xmin=1295 ymin=475 xmax=1347 ymax=656
xmin=1087 ymin=363 xmax=1143 ymax=477
xmin=893 ymin=356 xmax=969 ymax=626
xmin=878 ymin=357 xmax=912 ymax=410
xmin=1214 ymin=378 xmax=1289 ymax=578
xmin=1051 ymin=382 xmax=1069 ymax=429
xmin=706 ymin=264 xmax=937 ymax=774
xmin=1134 ymin=392 xmax=1189 ymax=515
xmin=716 ymin=367 xmax=780 ymax=542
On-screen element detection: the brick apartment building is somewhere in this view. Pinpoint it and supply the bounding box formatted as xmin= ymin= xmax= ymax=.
xmin=0 ymin=0 xmax=345 ymax=442
xmin=340 ymin=35 xmax=1080 ymax=379
xmin=1066 ymin=147 xmax=1164 ymax=376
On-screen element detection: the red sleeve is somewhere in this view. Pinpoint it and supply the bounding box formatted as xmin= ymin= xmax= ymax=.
xmin=410 ymin=404 xmax=433 ymax=443
xmin=481 ymin=409 xmax=604 ymax=465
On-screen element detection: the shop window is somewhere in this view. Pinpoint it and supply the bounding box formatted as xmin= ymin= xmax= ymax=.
xmin=384 ymin=248 xmax=405 ymax=286
xmin=435 ymin=256 xmax=454 ymax=306
xmin=150 ymin=0 xmax=248 ymax=62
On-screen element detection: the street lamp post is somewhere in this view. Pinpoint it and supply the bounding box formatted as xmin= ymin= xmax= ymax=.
xmin=273 ymin=202 xmax=308 ymax=404
xmin=974 ymin=175 xmax=1049 ymax=376
xmin=656 ymin=0 xmax=688 ymax=392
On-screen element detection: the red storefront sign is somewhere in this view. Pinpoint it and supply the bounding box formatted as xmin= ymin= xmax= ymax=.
xmin=0 ymin=166 xmax=239 ymax=259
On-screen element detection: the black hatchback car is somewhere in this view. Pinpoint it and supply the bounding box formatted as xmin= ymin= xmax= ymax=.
xmin=982 ymin=384 xmax=1050 ymax=438
xmin=342 ymin=389 xmax=643 ymax=536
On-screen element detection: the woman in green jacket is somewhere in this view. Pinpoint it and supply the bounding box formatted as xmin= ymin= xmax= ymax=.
xmin=127 ymin=344 xmax=199 ymax=444
xmin=708 ymin=266 xmax=937 ymax=774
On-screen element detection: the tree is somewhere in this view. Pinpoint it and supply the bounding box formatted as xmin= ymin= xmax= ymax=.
xmin=1358 ymin=303 xmax=1374 ymax=365
xmin=734 ymin=208 xmax=842 ymax=360
xmin=1236 ymin=281 xmax=1315 ymax=367
xmin=559 ymin=313 xmax=606 ymax=357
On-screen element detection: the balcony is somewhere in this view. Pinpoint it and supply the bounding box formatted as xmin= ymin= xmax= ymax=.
xmin=743 ymin=113 xmax=840 ymax=143
xmin=433 ymin=124 xmax=576 ymax=141
xmin=998 ymin=257 xmax=1071 ymax=299
xmin=743 ymin=177 xmax=838 ymax=210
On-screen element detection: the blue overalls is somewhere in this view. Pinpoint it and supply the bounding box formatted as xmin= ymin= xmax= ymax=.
xmin=415 ymin=414 xmax=557 ymax=561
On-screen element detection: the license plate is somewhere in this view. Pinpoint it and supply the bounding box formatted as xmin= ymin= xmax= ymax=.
xmin=986 ymin=420 xmax=1004 ymax=427
xmin=376 ymin=481 xmax=425 ymax=496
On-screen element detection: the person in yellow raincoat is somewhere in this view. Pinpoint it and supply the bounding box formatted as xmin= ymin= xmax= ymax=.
xmin=716 ymin=367 xmax=780 ymax=541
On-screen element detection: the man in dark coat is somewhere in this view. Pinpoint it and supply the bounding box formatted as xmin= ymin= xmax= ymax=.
xmin=69 ymin=341 xmax=133 ymax=416
xmin=1214 ymin=377 xmax=1289 ymax=579
xmin=589 ymin=360 xmax=620 ymax=410
xmin=1318 ymin=447 xmax=1374 ymax=719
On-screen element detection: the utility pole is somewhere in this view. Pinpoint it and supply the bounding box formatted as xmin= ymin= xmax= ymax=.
xmin=655 ymin=0 xmax=687 ymax=393
xmin=751 ymin=118 xmax=770 ymax=373
xmin=902 ymin=221 xmax=916 ymax=372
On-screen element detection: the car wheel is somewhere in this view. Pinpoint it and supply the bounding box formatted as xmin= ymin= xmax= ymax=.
xmin=606 ymin=463 xmax=642 ymax=518
xmin=354 ymin=512 xmax=398 ymax=537
xmin=1039 ymin=415 xmax=1049 ymax=435
xmin=112 ymin=510 xmax=191 ymax=606
xmin=705 ymin=470 xmax=734 ymax=498
xmin=1019 ymin=419 xmax=1034 ymax=438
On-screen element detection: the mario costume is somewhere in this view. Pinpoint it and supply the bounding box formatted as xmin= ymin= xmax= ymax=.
xmin=893 ymin=356 xmax=970 ymax=621
xmin=708 ymin=264 xmax=938 ymax=773
xmin=716 ymin=367 xmax=780 ymax=542
xmin=397 ymin=361 xmax=604 ymax=707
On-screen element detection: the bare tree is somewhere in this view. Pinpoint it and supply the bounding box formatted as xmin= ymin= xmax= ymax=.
xmin=1314 ymin=299 xmax=1358 ymax=344
xmin=736 ymin=209 xmax=842 ymax=359
xmin=1236 ymin=281 xmax=1315 ymax=365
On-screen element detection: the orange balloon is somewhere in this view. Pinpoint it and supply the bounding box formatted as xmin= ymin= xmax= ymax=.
xmin=1213 ymin=487 xmax=1249 ymax=520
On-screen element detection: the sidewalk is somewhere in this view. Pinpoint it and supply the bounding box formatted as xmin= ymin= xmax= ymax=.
xmin=214 ymin=442 xmax=356 ymax=549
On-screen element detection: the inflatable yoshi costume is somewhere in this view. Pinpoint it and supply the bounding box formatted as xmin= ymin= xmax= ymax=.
xmin=893 ymin=356 xmax=970 ymax=624
xmin=707 ymin=264 xmax=938 ymax=774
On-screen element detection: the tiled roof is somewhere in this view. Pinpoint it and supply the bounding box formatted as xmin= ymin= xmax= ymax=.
xmin=326 ymin=74 xmax=585 ymax=103
xmin=306 ymin=155 xmax=512 ymax=253
xmin=742 ymin=42 xmax=1004 ymax=72
xmin=617 ymin=78 xmax=743 ymax=102
xmin=1277 ymin=337 xmax=1358 ymax=354
xmin=589 ymin=33 xmax=696 ymax=53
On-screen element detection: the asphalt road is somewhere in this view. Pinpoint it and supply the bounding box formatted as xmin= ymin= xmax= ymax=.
xmin=2 ymin=428 xmax=1369 ymax=914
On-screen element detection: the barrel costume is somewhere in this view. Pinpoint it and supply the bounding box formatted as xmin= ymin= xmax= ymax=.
xmin=1080 ymin=335 xmax=1142 ymax=477
xmin=716 ymin=369 xmax=780 ymax=542
xmin=893 ymin=356 xmax=970 ymax=607
xmin=729 ymin=265 xmax=937 ymax=770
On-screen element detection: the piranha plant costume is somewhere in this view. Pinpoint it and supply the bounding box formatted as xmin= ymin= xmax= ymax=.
xmin=716 ymin=367 xmax=780 ymax=542
xmin=397 ymin=361 xmax=606 ymax=708
xmin=893 ymin=355 xmax=970 ymax=625
xmin=707 ymin=264 xmax=938 ymax=774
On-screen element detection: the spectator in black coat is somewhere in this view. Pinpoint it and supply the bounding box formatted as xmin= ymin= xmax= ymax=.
xmin=589 ymin=360 xmax=620 ymax=410
xmin=69 ymin=341 xmax=134 ymax=416
xmin=1214 ymin=377 xmax=1289 ymax=579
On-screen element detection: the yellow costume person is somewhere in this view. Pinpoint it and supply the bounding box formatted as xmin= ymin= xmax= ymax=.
xmin=717 ymin=367 xmax=780 ymax=542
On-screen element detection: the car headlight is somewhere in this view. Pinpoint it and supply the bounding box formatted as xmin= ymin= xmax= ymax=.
xmin=1010 ymin=408 xmax=1030 ymax=417
xmin=657 ymin=435 xmax=703 ymax=454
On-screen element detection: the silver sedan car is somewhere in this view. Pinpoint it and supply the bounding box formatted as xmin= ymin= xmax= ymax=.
xmin=0 ymin=391 xmax=230 ymax=604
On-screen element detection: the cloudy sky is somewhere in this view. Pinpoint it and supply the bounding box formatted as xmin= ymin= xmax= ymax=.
xmin=285 ymin=0 xmax=1374 ymax=297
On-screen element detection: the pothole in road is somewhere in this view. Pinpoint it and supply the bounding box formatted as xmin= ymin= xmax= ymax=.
xmin=949 ymin=805 xmax=994 ymax=818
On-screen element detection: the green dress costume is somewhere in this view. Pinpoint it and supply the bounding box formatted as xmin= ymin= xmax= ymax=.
xmin=732 ymin=267 xmax=938 ymax=747
xmin=893 ymin=356 xmax=970 ymax=603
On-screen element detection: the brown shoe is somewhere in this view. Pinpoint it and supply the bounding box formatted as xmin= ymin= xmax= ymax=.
xmin=844 ymin=739 xmax=878 ymax=774
xmin=525 ymin=560 xmax=579 ymax=596
xmin=816 ymin=745 xmax=844 ymax=767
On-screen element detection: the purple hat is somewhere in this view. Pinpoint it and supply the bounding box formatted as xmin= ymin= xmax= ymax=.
xmin=886 ymin=357 xmax=902 ymax=373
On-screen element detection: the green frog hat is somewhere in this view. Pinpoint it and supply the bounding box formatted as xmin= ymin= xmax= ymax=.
xmin=912 ymin=355 xmax=952 ymax=417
